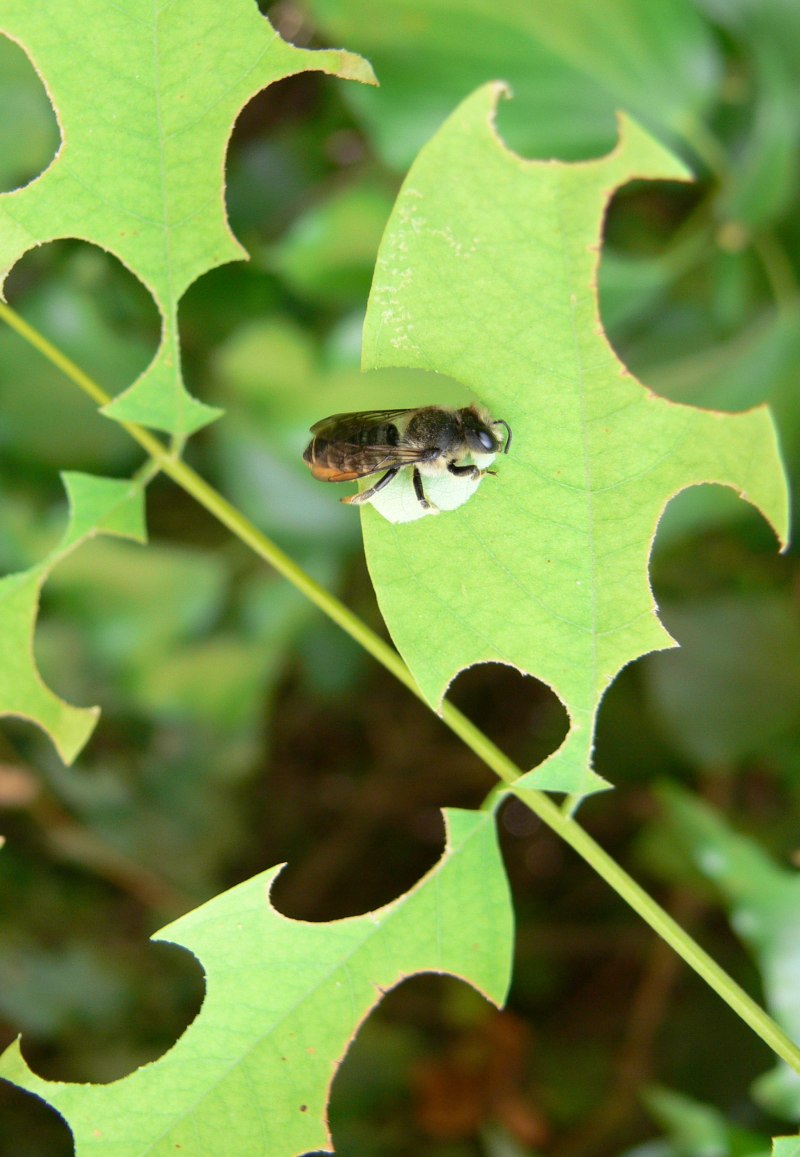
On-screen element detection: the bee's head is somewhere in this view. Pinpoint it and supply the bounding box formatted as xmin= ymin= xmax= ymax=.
xmin=461 ymin=407 xmax=512 ymax=456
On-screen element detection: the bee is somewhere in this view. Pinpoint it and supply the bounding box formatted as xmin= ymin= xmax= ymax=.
xmin=303 ymin=405 xmax=512 ymax=513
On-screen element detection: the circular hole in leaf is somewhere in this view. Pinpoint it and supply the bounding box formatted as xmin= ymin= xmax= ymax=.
xmin=0 ymin=36 xmax=60 ymax=193
xmin=447 ymin=662 xmax=569 ymax=774
xmin=0 ymin=1081 xmax=73 ymax=1157
xmin=16 ymin=940 xmax=205 ymax=1084
xmin=1 ymin=240 xmax=160 ymax=474
xmin=325 ymin=975 xmax=540 ymax=1156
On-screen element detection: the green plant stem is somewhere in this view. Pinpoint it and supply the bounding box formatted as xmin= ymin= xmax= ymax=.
xmin=680 ymin=116 xmax=729 ymax=183
xmin=752 ymin=230 xmax=800 ymax=319
xmin=509 ymin=783 xmax=800 ymax=1073
xmin=3 ymin=297 xmax=800 ymax=1076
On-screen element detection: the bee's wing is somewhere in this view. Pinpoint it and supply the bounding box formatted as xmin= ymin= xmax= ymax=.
xmin=308 ymin=441 xmax=432 ymax=482
xmin=308 ymin=409 xmax=413 ymax=436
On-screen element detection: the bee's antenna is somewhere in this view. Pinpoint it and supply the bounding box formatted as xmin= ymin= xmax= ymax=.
xmin=493 ymin=419 xmax=512 ymax=453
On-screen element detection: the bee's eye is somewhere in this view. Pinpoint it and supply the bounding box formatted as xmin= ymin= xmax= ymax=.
xmin=477 ymin=429 xmax=495 ymax=451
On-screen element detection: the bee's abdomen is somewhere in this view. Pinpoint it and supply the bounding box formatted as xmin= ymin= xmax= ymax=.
xmin=304 ymin=436 xmax=349 ymax=469
xmin=360 ymin=423 xmax=399 ymax=447
xmin=304 ymin=433 xmax=393 ymax=481
xmin=304 ymin=439 xmax=360 ymax=480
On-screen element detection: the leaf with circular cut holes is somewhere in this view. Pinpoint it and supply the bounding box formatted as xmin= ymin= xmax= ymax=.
xmin=0 ymin=0 xmax=374 ymax=438
xmin=360 ymin=85 xmax=789 ymax=799
xmin=0 ymin=809 xmax=512 ymax=1156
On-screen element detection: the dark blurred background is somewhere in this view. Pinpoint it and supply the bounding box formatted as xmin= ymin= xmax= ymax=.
xmin=1 ymin=2 xmax=799 ymax=1154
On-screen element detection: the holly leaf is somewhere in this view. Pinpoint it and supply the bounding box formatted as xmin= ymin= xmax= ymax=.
xmin=0 ymin=0 xmax=374 ymax=438
xmin=0 ymin=809 xmax=513 ymax=1156
xmin=0 ymin=473 xmax=145 ymax=762
xmin=360 ymin=85 xmax=789 ymax=798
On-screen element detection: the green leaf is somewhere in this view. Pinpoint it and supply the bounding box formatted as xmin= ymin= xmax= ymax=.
xmin=722 ymin=45 xmax=799 ymax=230
xmin=49 ymin=538 xmax=227 ymax=660
xmin=0 ymin=0 xmax=375 ymax=438
xmin=657 ymin=786 xmax=800 ymax=1121
xmin=269 ymin=181 xmax=395 ymax=306
xmin=0 ymin=472 xmax=145 ymax=762
xmin=773 ymin=1139 xmax=800 ymax=1157
xmin=644 ymin=1086 xmax=771 ymax=1157
xmin=701 ymin=0 xmax=800 ymax=228
xmin=360 ymin=85 xmax=789 ymax=798
xmin=647 ymin=312 xmax=800 ymax=414
xmin=308 ymin=0 xmax=720 ymax=169
xmin=37 ymin=530 xmax=314 ymax=739
xmin=0 ymin=808 xmax=513 ymax=1156
xmin=645 ymin=594 xmax=800 ymax=765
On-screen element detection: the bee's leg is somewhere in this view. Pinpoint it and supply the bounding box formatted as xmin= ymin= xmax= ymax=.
xmin=342 ymin=467 xmax=399 ymax=505
xmin=413 ymin=467 xmax=439 ymax=513
xmin=447 ymin=462 xmax=481 ymax=480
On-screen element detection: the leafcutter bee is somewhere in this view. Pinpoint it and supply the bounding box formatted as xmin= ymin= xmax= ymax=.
xmin=302 ymin=404 xmax=512 ymax=514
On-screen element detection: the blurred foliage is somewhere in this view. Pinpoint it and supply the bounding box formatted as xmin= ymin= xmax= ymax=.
xmin=1 ymin=2 xmax=799 ymax=1155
